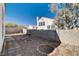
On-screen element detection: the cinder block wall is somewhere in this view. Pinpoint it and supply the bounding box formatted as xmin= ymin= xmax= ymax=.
xmin=56 ymin=30 xmax=79 ymax=46
xmin=27 ymin=30 xmax=79 ymax=46
xmin=5 ymin=27 xmax=23 ymax=34
xmin=27 ymin=30 xmax=60 ymax=42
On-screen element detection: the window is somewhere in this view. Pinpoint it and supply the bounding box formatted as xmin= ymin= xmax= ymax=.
xmin=47 ymin=25 xmax=50 ymax=29
xmin=39 ymin=22 xmax=45 ymax=26
xmin=42 ymin=22 xmax=45 ymax=26
xmin=39 ymin=22 xmax=41 ymax=26
xmin=47 ymin=25 xmax=55 ymax=30
xmin=51 ymin=25 xmax=55 ymax=29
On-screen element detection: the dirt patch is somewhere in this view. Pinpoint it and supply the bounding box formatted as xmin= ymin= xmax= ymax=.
xmin=48 ymin=43 xmax=79 ymax=56
xmin=37 ymin=44 xmax=54 ymax=55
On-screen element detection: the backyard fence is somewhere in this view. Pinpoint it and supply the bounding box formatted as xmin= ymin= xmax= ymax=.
xmin=26 ymin=29 xmax=79 ymax=46
xmin=56 ymin=29 xmax=79 ymax=46
xmin=5 ymin=27 xmax=23 ymax=34
xmin=26 ymin=30 xmax=60 ymax=42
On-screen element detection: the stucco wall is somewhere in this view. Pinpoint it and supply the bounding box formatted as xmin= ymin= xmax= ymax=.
xmin=5 ymin=27 xmax=23 ymax=34
xmin=0 ymin=3 xmax=5 ymax=53
xmin=27 ymin=29 xmax=79 ymax=46
xmin=0 ymin=5 xmax=2 ymax=52
xmin=27 ymin=30 xmax=60 ymax=42
xmin=56 ymin=30 xmax=79 ymax=46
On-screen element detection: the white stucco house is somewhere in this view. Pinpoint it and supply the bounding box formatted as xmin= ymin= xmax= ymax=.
xmin=37 ymin=17 xmax=57 ymax=30
xmin=27 ymin=17 xmax=57 ymax=30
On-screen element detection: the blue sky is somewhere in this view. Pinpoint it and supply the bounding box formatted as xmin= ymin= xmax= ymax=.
xmin=5 ymin=3 xmax=56 ymax=25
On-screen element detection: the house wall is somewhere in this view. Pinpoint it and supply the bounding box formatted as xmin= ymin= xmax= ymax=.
xmin=37 ymin=17 xmax=56 ymax=30
xmin=0 ymin=3 xmax=5 ymax=53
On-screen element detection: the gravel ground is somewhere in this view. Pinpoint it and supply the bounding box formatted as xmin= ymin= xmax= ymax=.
xmin=57 ymin=43 xmax=79 ymax=56
xmin=2 ymin=34 xmax=60 ymax=56
xmin=49 ymin=43 xmax=79 ymax=56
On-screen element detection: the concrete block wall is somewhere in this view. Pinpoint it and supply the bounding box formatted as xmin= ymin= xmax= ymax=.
xmin=27 ymin=30 xmax=60 ymax=42
xmin=56 ymin=30 xmax=79 ymax=46
xmin=27 ymin=29 xmax=79 ymax=46
xmin=5 ymin=27 xmax=23 ymax=34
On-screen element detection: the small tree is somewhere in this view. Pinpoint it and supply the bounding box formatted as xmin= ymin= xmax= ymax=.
xmin=50 ymin=3 xmax=79 ymax=29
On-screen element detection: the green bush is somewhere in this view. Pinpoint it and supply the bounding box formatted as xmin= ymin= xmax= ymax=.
xmin=5 ymin=22 xmax=17 ymax=27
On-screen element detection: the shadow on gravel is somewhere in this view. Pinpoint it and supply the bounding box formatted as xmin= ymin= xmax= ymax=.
xmin=1 ymin=30 xmax=61 ymax=56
